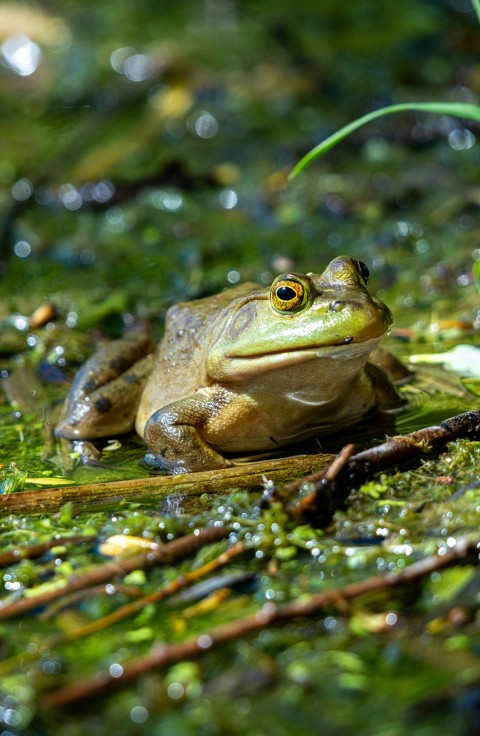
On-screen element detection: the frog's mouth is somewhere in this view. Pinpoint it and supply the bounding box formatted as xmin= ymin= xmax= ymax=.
xmin=210 ymin=336 xmax=385 ymax=384
xmin=227 ymin=335 xmax=382 ymax=362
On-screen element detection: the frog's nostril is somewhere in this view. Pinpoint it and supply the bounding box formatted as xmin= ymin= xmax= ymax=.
xmin=343 ymin=336 xmax=353 ymax=344
xmin=329 ymin=301 xmax=344 ymax=312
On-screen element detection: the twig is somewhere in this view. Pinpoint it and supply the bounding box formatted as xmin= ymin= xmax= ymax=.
xmin=284 ymin=443 xmax=355 ymax=517
xmin=43 ymin=537 xmax=480 ymax=709
xmin=0 ymin=526 xmax=228 ymax=620
xmin=0 ymin=542 xmax=248 ymax=678
xmin=0 ymin=454 xmax=332 ymax=516
xmin=0 ymin=535 xmax=96 ymax=569
xmin=288 ymin=443 xmax=355 ymax=492
xmin=39 ymin=584 xmax=144 ymax=621
xmin=287 ymin=410 xmax=480 ymax=525
xmin=50 ymin=542 xmax=246 ymax=642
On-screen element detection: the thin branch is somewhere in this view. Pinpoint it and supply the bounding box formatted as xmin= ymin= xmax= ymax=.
xmin=51 ymin=542 xmax=246 ymax=642
xmin=0 ymin=526 xmax=228 ymax=620
xmin=39 ymin=584 xmax=144 ymax=620
xmin=43 ymin=537 xmax=480 ymax=709
xmin=0 ymin=454 xmax=332 ymax=516
xmin=286 ymin=410 xmax=480 ymax=525
xmin=0 ymin=536 xmax=96 ymax=568
xmin=0 ymin=542 xmax=248 ymax=678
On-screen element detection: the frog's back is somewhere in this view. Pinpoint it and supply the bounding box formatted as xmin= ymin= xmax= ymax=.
xmin=135 ymin=282 xmax=259 ymax=436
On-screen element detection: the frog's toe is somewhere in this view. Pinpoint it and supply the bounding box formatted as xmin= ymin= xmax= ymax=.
xmin=143 ymin=451 xmax=172 ymax=471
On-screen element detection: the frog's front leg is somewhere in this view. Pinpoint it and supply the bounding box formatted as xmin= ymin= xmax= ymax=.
xmin=143 ymin=387 xmax=237 ymax=475
xmin=55 ymin=333 xmax=154 ymax=440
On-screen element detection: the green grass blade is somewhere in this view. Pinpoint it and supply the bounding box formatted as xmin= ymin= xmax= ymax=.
xmin=289 ymin=102 xmax=480 ymax=179
xmin=472 ymin=0 xmax=480 ymax=23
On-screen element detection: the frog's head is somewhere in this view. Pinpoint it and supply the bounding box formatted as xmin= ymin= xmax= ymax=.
xmin=208 ymin=255 xmax=393 ymax=382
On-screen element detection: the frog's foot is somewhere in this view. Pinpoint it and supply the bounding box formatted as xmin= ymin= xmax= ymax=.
xmin=143 ymin=393 xmax=234 ymax=475
xmin=142 ymin=449 xmax=230 ymax=475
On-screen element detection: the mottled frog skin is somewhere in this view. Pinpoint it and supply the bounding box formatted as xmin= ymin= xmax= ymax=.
xmin=55 ymin=256 xmax=403 ymax=474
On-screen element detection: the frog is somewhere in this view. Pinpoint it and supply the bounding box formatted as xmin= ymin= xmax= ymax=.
xmin=55 ymin=255 xmax=405 ymax=475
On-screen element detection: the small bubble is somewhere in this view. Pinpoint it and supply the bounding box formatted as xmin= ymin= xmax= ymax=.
xmin=193 ymin=112 xmax=219 ymax=139
xmin=219 ymin=188 xmax=238 ymax=209
xmin=130 ymin=705 xmax=148 ymax=723
xmin=167 ymin=682 xmax=185 ymax=700
xmin=448 ymin=128 xmax=475 ymax=150
xmin=2 ymin=34 xmax=41 ymax=76
xmin=227 ymin=270 xmax=240 ymax=284
xmin=197 ymin=635 xmax=212 ymax=649
xmin=90 ymin=181 xmax=114 ymax=203
xmin=80 ymin=249 xmax=96 ymax=265
xmin=110 ymin=47 xmax=136 ymax=73
xmin=395 ymin=221 xmax=411 ymax=241
xmin=151 ymin=190 xmax=183 ymax=211
xmin=35 ymin=186 xmax=55 ymax=205
xmin=414 ymin=239 xmax=430 ymax=254
xmin=2 ymin=708 xmax=22 ymax=727
xmin=123 ymin=53 xmax=156 ymax=82
xmin=13 ymin=241 xmax=31 ymax=258
xmin=66 ymin=311 xmax=78 ymax=328
xmin=11 ymin=178 xmax=33 ymax=201
xmin=41 ymin=658 xmax=62 ymax=675
xmin=109 ymin=663 xmax=124 ymax=678
xmin=13 ymin=315 xmax=29 ymax=331
xmin=59 ymin=184 xmax=83 ymax=211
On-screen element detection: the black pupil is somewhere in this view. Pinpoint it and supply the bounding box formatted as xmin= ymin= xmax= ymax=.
xmin=276 ymin=285 xmax=297 ymax=301
xmin=355 ymin=261 xmax=369 ymax=281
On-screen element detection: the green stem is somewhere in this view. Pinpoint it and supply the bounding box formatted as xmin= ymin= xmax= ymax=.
xmin=289 ymin=102 xmax=480 ymax=179
xmin=472 ymin=0 xmax=480 ymax=24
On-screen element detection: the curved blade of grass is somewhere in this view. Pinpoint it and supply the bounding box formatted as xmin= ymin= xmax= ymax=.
xmin=472 ymin=0 xmax=480 ymax=23
xmin=289 ymin=102 xmax=480 ymax=179
xmin=473 ymin=260 xmax=480 ymax=294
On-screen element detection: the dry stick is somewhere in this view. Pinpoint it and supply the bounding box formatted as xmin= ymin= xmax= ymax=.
xmin=288 ymin=409 xmax=480 ymax=525
xmin=0 ymin=526 xmax=228 ymax=620
xmin=0 ymin=535 xmax=97 ymax=568
xmin=280 ymin=443 xmax=355 ymax=513
xmin=4 ymin=410 xmax=478 ymax=521
xmin=0 ymin=454 xmax=332 ymax=516
xmin=289 ymin=443 xmax=355 ymax=492
xmin=40 ymin=584 xmax=145 ymax=619
xmin=50 ymin=542 xmax=246 ymax=642
xmin=0 ymin=542 xmax=247 ymax=678
xmin=44 ymin=536 xmax=480 ymax=709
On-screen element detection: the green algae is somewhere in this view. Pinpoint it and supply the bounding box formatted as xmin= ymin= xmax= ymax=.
xmin=0 ymin=0 xmax=480 ymax=734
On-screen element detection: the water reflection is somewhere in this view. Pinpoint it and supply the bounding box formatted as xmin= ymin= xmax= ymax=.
xmin=394 ymin=384 xmax=475 ymax=434
xmin=1 ymin=34 xmax=41 ymax=76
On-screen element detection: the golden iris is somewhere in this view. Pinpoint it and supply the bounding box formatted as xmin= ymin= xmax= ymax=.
xmin=271 ymin=276 xmax=306 ymax=313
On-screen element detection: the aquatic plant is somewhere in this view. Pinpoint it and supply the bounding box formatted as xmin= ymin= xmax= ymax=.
xmin=290 ymin=0 xmax=480 ymax=178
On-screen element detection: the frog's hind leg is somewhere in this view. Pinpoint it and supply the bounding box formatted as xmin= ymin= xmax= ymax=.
xmin=55 ymin=334 xmax=154 ymax=440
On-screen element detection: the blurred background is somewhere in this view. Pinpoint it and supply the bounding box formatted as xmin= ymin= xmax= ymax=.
xmin=1 ymin=4 xmax=480 ymax=734
xmin=0 ymin=0 xmax=479 ymax=331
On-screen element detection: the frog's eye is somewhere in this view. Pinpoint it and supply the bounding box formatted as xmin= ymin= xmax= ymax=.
xmin=353 ymin=260 xmax=369 ymax=285
xmin=271 ymin=276 xmax=307 ymax=313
